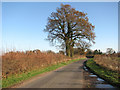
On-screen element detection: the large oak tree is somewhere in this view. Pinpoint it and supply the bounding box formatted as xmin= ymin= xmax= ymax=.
xmin=44 ymin=4 xmax=95 ymax=57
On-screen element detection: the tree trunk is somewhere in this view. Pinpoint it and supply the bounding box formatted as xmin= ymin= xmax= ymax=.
xmin=65 ymin=40 xmax=70 ymax=57
xmin=70 ymin=46 xmax=74 ymax=57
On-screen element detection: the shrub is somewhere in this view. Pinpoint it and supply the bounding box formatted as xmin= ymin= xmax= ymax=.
xmin=2 ymin=50 xmax=86 ymax=78
xmin=94 ymin=54 xmax=120 ymax=73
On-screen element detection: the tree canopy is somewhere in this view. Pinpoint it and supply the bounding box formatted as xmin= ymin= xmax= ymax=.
xmin=44 ymin=4 xmax=95 ymax=57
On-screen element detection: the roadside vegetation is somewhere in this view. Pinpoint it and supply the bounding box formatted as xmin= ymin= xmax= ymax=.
xmin=86 ymin=55 xmax=120 ymax=87
xmin=2 ymin=50 xmax=86 ymax=88
xmin=94 ymin=54 xmax=119 ymax=72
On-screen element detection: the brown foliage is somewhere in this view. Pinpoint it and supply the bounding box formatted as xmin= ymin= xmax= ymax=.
xmin=2 ymin=50 xmax=85 ymax=78
xmin=2 ymin=50 xmax=67 ymax=78
xmin=44 ymin=4 xmax=95 ymax=57
xmin=94 ymin=54 xmax=120 ymax=72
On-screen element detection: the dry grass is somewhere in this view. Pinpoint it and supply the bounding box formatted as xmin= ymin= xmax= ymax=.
xmin=2 ymin=50 xmax=85 ymax=79
xmin=94 ymin=54 xmax=120 ymax=73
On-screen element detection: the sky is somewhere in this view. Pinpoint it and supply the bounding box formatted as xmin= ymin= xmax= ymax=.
xmin=2 ymin=2 xmax=118 ymax=53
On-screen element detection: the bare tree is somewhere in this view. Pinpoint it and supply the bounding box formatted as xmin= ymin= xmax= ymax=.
xmin=106 ymin=48 xmax=115 ymax=54
xmin=44 ymin=4 xmax=95 ymax=57
xmin=75 ymin=40 xmax=91 ymax=54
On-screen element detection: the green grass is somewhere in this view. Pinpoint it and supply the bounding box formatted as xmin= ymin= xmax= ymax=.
xmin=86 ymin=58 xmax=120 ymax=87
xmin=2 ymin=58 xmax=85 ymax=88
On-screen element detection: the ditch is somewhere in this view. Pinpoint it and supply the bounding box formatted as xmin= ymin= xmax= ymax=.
xmin=83 ymin=65 xmax=119 ymax=88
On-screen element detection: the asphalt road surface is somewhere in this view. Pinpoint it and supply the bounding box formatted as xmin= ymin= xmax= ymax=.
xmin=18 ymin=59 xmax=86 ymax=88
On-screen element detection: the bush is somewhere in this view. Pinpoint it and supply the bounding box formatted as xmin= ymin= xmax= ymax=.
xmin=2 ymin=50 xmax=86 ymax=79
xmin=94 ymin=54 xmax=119 ymax=72
xmin=2 ymin=50 xmax=69 ymax=78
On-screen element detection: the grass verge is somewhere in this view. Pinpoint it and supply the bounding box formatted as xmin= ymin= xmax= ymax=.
xmin=2 ymin=58 xmax=85 ymax=88
xmin=85 ymin=58 xmax=120 ymax=87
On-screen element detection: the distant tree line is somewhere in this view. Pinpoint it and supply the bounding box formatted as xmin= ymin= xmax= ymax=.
xmin=59 ymin=48 xmax=117 ymax=56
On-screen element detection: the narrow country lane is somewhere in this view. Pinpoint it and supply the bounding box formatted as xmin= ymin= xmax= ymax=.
xmin=18 ymin=59 xmax=86 ymax=88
